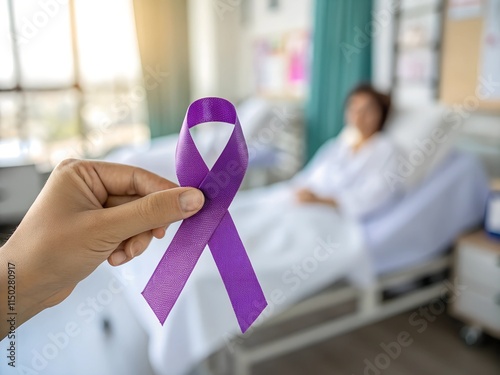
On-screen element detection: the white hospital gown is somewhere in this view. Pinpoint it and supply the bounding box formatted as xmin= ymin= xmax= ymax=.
xmin=291 ymin=132 xmax=402 ymax=219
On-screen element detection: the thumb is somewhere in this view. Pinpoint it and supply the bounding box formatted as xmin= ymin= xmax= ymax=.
xmin=100 ymin=187 xmax=204 ymax=241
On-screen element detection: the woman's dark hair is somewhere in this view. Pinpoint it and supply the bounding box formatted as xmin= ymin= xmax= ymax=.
xmin=346 ymin=83 xmax=392 ymax=132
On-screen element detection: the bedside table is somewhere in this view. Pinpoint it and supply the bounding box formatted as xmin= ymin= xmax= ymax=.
xmin=450 ymin=230 xmax=500 ymax=345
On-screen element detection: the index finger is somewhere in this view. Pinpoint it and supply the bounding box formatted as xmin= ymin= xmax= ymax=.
xmin=89 ymin=161 xmax=178 ymax=197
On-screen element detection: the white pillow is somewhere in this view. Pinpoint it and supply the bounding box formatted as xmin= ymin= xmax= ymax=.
xmin=385 ymin=104 xmax=456 ymax=189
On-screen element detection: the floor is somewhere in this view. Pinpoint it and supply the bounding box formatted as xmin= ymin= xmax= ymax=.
xmin=249 ymin=307 xmax=500 ymax=375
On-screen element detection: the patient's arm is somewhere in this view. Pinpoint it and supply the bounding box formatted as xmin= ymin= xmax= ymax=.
xmin=296 ymin=188 xmax=337 ymax=207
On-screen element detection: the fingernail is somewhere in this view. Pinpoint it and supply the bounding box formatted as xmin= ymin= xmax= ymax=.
xmin=131 ymin=241 xmax=142 ymax=257
xmin=111 ymin=251 xmax=127 ymax=266
xmin=179 ymin=189 xmax=204 ymax=212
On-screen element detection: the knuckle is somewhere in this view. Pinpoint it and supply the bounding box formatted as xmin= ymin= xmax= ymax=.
xmin=55 ymin=159 xmax=86 ymax=179
xmin=56 ymin=158 xmax=79 ymax=170
xmin=136 ymin=199 xmax=152 ymax=225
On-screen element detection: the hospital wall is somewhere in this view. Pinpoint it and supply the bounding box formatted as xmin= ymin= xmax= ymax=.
xmin=187 ymin=0 xmax=313 ymax=101
xmin=372 ymin=0 xmax=500 ymax=178
xmin=187 ymin=0 xmax=500 ymax=179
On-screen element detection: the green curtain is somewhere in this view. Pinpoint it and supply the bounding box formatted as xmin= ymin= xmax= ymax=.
xmin=306 ymin=0 xmax=373 ymax=160
xmin=133 ymin=0 xmax=190 ymax=138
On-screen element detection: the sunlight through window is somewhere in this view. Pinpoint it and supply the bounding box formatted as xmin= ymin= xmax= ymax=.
xmin=0 ymin=0 xmax=149 ymax=169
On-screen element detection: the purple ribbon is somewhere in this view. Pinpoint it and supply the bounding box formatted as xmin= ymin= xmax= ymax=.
xmin=142 ymin=97 xmax=267 ymax=333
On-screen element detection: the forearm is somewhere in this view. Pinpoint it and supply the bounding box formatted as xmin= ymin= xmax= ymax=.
xmin=0 ymin=243 xmax=46 ymax=340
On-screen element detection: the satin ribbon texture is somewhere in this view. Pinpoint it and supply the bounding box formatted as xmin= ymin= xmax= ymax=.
xmin=142 ymin=97 xmax=268 ymax=333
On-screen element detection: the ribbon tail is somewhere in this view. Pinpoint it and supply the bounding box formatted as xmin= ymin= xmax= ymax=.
xmin=208 ymin=212 xmax=268 ymax=333
xmin=141 ymin=220 xmax=207 ymax=324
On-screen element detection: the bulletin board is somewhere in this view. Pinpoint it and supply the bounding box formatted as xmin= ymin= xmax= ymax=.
xmin=439 ymin=1 xmax=500 ymax=111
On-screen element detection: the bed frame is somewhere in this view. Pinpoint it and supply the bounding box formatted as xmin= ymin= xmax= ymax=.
xmin=203 ymin=254 xmax=452 ymax=375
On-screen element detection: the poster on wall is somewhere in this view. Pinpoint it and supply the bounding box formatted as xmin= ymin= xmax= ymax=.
xmin=397 ymin=49 xmax=436 ymax=83
xmin=394 ymin=0 xmax=443 ymax=104
xmin=479 ymin=0 xmax=500 ymax=100
xmin=254 ymin=30 xmax=310 ymax=98
xmin=448 ymin=0 xmax=483 ymax=19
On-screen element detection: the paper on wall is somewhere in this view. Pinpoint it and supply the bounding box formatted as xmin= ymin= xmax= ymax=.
xmin=479 ymin=0 xmax=500 ymax=100
xmin=448 ymin=0 xmax=483 ymax=19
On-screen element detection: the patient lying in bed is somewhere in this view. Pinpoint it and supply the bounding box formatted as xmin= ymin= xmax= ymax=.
xmin=293 ymin=83 xmax=402 ymax=220
xmin=231 ymin=84 xmax=400 ymax=265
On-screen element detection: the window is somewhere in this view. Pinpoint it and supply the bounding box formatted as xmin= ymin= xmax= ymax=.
xmin=0 ymin=0 xmax=149 ymax=169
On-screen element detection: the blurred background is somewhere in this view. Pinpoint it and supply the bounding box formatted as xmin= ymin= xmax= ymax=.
xmin=1 ymin=0 xmax=500 ymax=375
xmin=1 ymin=0 xmax=500 ymax=174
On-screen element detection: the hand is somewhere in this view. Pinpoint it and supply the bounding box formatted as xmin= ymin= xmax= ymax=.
xmin=296 ymin=188 xmax=319 ymax=203
xmin=0 ymin=159 xmax=204 ymax=338
xmin=295 ymin=188 xmax=337 ymax=207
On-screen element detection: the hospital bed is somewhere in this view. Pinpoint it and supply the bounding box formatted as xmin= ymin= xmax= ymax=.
xmin=102 ymin=147 xmax=486 ymax=375
xmin=221 ymin=150 xmax=488 ymax=375
xmin=102 ymin=101 xmax=487 ymax=375
xmin=208 ymin=105 xmax=489 ymax=375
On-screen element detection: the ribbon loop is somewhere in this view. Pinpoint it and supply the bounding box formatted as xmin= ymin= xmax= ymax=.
xmin=142 ymin=97 xmax=267 ymax=333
